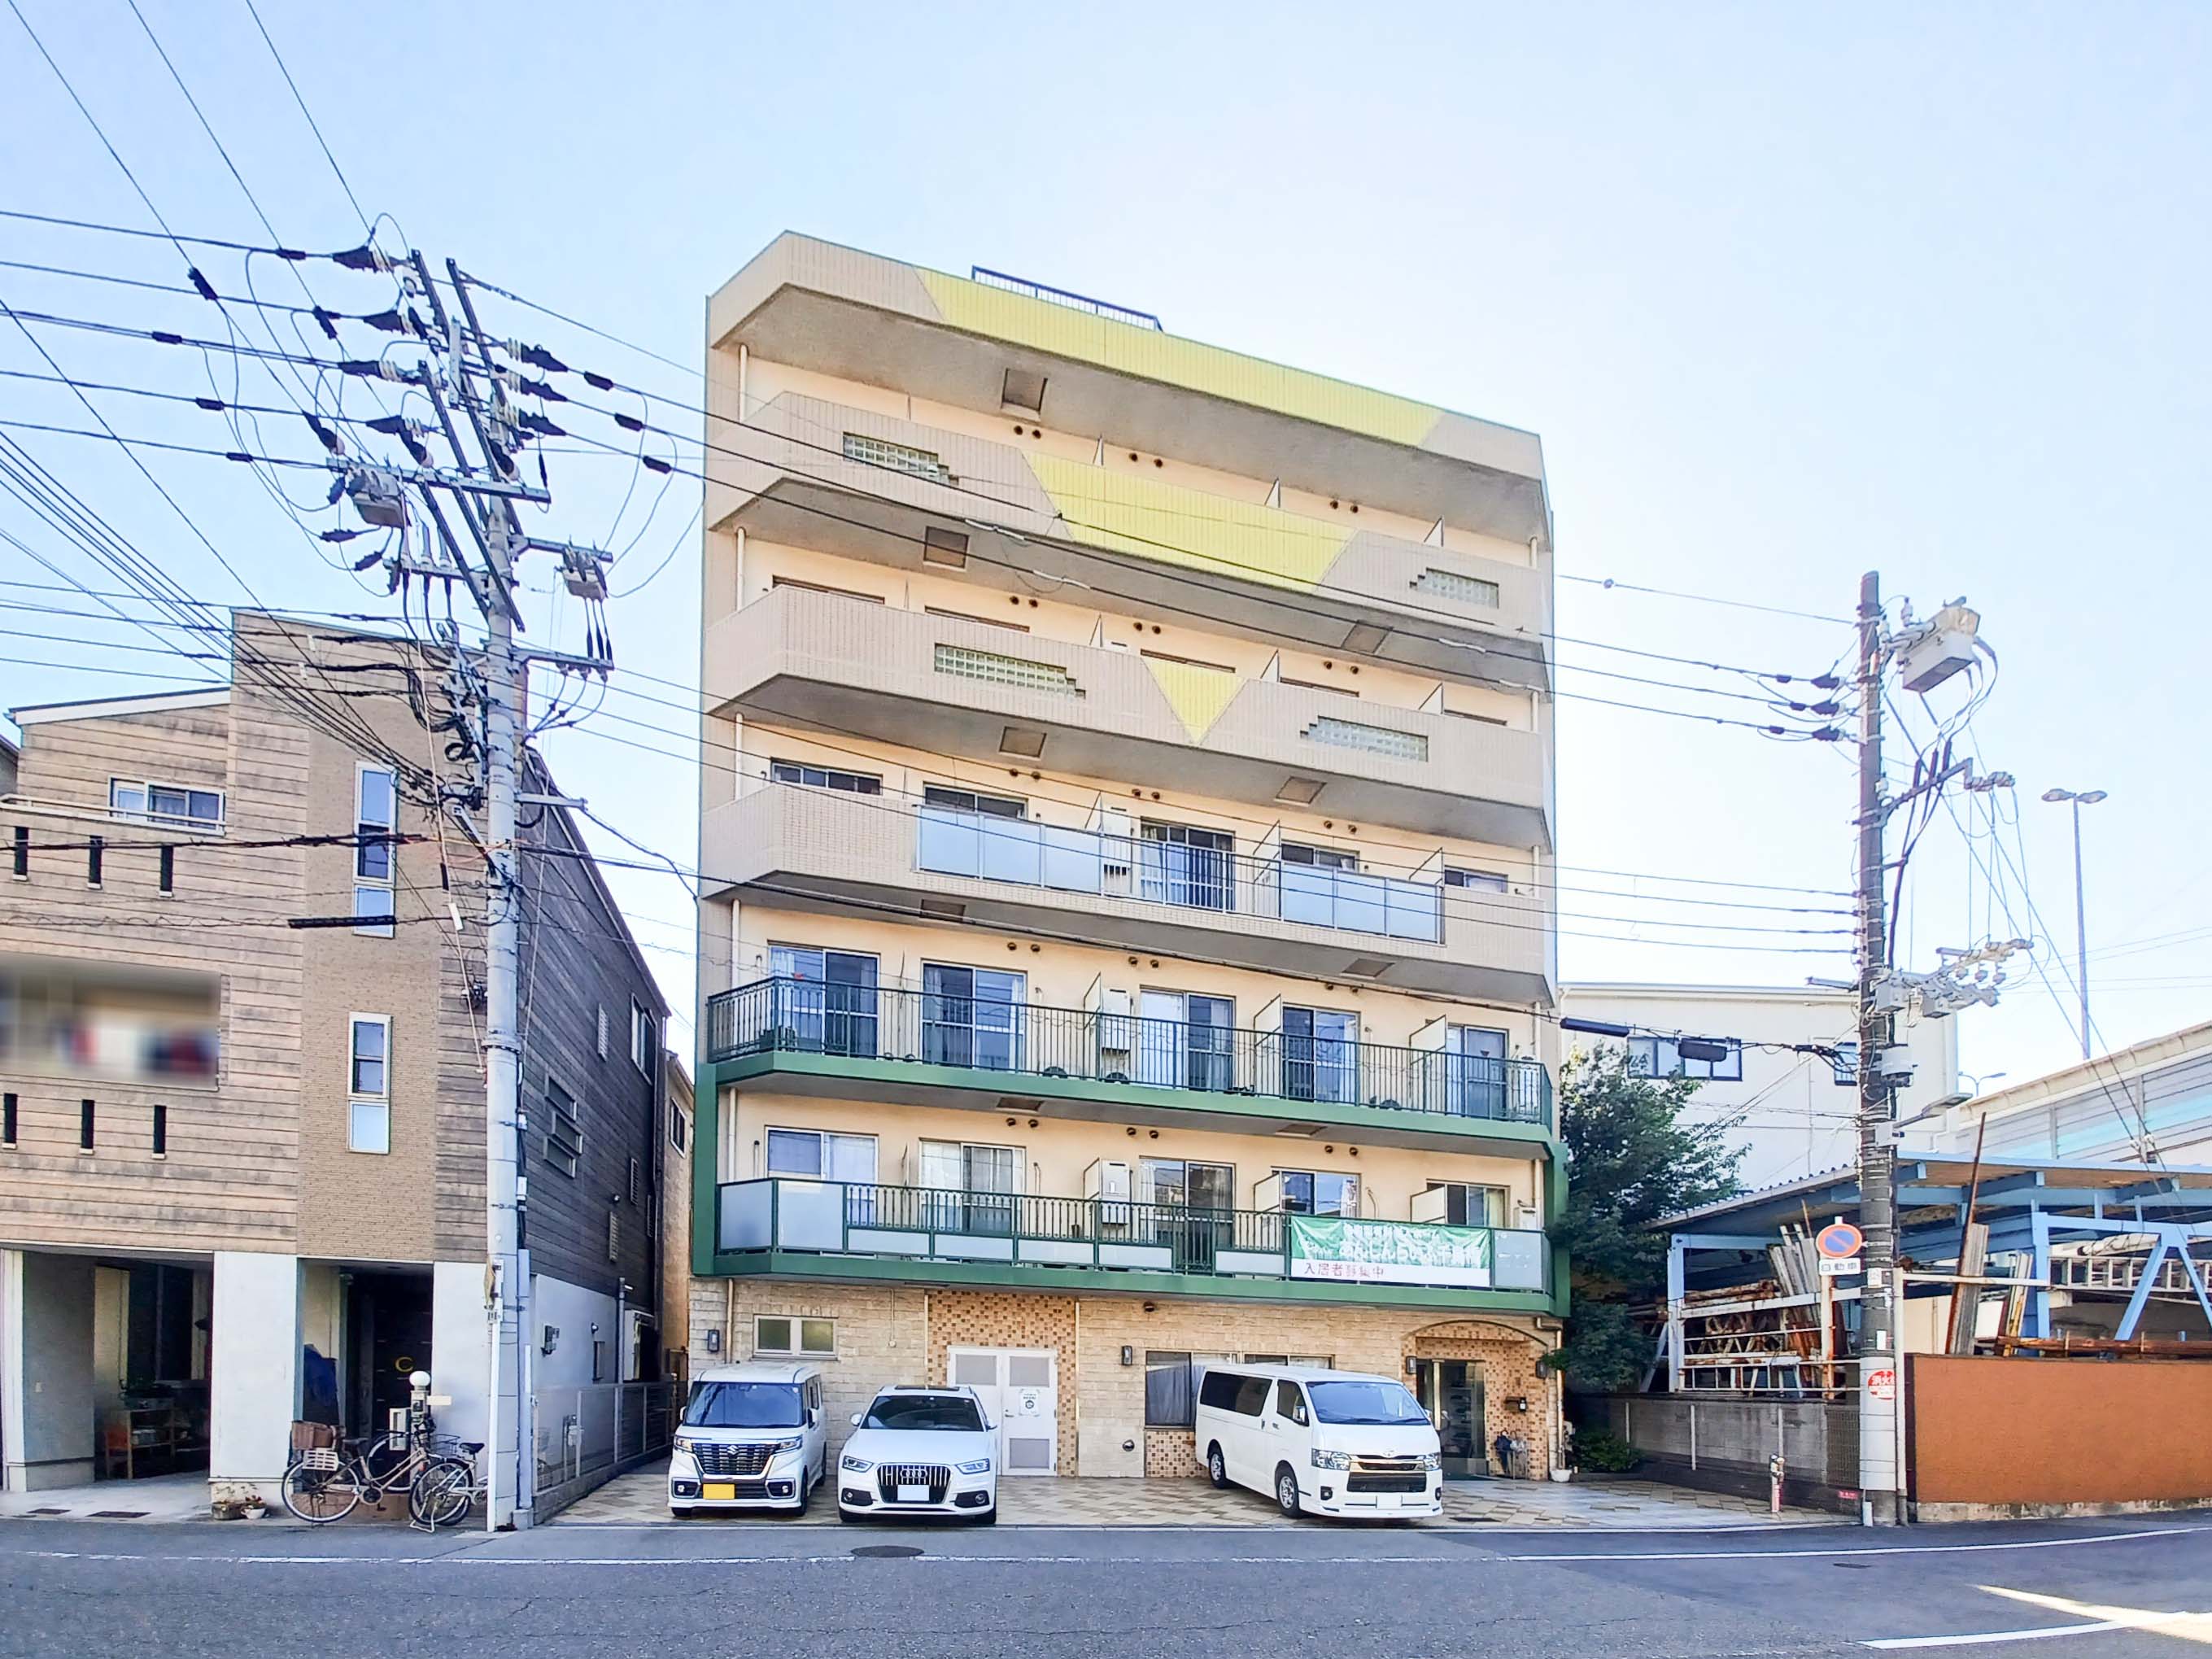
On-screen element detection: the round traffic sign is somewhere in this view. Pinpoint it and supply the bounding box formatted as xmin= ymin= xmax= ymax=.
xmin=1816 ymin=1221 xmax=1865 ymax=1259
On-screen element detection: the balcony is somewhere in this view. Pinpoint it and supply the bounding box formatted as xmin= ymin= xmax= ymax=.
xmin=707 ymin=585 xmax=1551 ymax=847
xmin=705 ymin=387 xmax=1550 ymax=692
xmin=709 ymin=234 xmax=1552 ymax=550
xmin=703 ymin=976 xmax=1552 ymax=1153
xmin=700 ymin=785 xmax=1556 ymax=1003
xmin=709 ymin=1177 xmax=1556 ymax=1313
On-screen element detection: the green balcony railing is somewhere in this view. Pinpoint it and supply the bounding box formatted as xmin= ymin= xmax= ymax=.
xmin=704 ymin=976 xmax=1551 ymax=1130
xmin=716 ymin=1177 xmax=1551 ymax=1294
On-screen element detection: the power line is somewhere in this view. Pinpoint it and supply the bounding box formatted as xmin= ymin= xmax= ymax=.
xmin=240 ymin=0 xmax=372 ymax=236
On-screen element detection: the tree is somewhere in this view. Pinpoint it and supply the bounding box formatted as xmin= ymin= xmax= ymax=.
xmin=1551 ymin=1045 xmax=1742 ymax=1393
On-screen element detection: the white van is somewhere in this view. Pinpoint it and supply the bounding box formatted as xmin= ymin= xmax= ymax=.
xmin=1193 ymin=1363 xmax=1442 ymax=1519
xmin=668 ymin=1361 xmax=829 ymax=1517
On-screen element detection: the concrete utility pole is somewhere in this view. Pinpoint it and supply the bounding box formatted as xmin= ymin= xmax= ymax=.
xmin=2041 ymin=786 xmax=2106 ymax=1061
xmin=1854 ymin=570 xmax=1900 ymax=1527
xmin=338 ymin=249 xmax=613 ymax=1529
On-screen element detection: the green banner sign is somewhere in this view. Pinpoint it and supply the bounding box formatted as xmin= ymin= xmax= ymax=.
xmin=1287 ymin=1216 xmax=1494 ymax=1288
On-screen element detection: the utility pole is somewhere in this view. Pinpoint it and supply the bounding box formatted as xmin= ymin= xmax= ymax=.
xmin=1854 ymin=569 xmax=1900 ymax=1527
xmin=2041 ymin=786 xmax=2106 ymax=1061
xmin=334 ymin=247 xmax=612 ymax=1529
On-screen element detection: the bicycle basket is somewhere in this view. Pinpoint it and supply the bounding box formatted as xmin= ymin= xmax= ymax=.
xmin=299 ymin=1447 xmax=342 ymax=1473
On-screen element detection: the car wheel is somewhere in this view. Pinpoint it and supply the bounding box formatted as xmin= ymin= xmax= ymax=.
xmin=1275 ymin=1465 xmax=1303 ymax=1519
xmin=971 ymin=1504 xmax=997 ymax=1527
xmin=669 ymin=1507 xmax=697 ymax=1521
xmin=794 ymin=1471 xmax=813 ymax=1517
xmin=838 ymin=1506 xmax=863 ymax=1524
xmin=1206 ymin=1445 xmax=1230 ymax=1489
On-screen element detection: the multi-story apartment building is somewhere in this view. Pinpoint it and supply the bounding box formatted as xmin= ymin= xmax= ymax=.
xmin=0 ymin=613 xmax=670 ymax=1518
xmin=690 ymin=236 xmax=1568 ymax=1480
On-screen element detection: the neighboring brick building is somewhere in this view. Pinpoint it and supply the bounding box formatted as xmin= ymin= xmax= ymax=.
xmin=0 ymin=613 xmax=667 ymax=1516
xmin=687 ymin=238 xmax=1568 ymax=1482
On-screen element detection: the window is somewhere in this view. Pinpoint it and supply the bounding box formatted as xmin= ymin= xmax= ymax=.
xmin=670 ymin=1104 xmax=689 ymax=1153
xmin=1133 ymin=991 xmax=1236 ymax=1093
xmin=686 ymin=1379 xmax=806 ymax=1428
xmin=1275 ymin=1168 xmax=1359 ymax=1216
xmin=110 ymin=779 xmax=224 ymax=828
xmin=2 ymin=1092 xmax=15 ymax=1146
xmin=1302 ymin=716 xmax=1429 ymax=762
xmin=80 ymin=1098 xmax=95 ymax=1152
xmin=754 ymin=1315 xmax=835 ymax=1357
xmin=1443 ymin=867 xmax=1509 ymax=892
xmin=766 ymin=945 xmax=880 ymax=1056
xmin=1198 ymin=1369 xmax=1272 ymax=1417
xmin=347 ymin=1016 xmax=390 ymax=1155
xmin=770 ymin=760 xmax=881 ymax=795
xmin=841 ymin=430 xmax=953 ymax=483
xmin=1627 ymin=1035 xmax=1744 ymax=1083
xmin=1281 ymin=843 xmax=1358 ymax=871
xmin=1141 ymin=1158 xmax=1234 ymax=1212
xmin=545 ymin=1076 xmax=582 ymax=1177
xmin=1830 ymin=1041 xmax=1859 ymax=1086
xmin=920 ymin=963 xmax=1025 ymax=1070
xmin=926 ymin=605 xmax=1028 ymax=633
xmin=1414 ymin=568 xmax=1502 ymax=609
xmin=596 ymin=1006 xmax=609 ymax=1059
xmin=592 ymin=1339 xmax=608 ymax=1383
xmin=11 ymin=826 xmax=26 ymax=878
xmin=626 ymin=1155 xmax=641 ymax=1205
xmin=630 ymin=999 xmax=654 ymax=1074
xmin=152 ymin=1101 xmax=168 ymax=1158
xmin=771 ymin=574 xmax=885 ymax=605
xmin=1274 ymin=1380 xmax=1310 ymax=1425
xmin=923 ymin=785 xmax=1025 ymax=819
xmin=354 ymin=766 xmax=396 ymax=937
xmin=1137 ymin=821 xmax=1235 ymax=911
xmin=1426 ymin=1181 xmax=1509 ymax=1228
xmin=932 ymin=643 xmax=1083 ymax=696
xmin=918 ymin=1139 xmax=1023 ymax=1233
xmin=765 ymin=1128 xmax=877 ymax=1183
xmin=1244 ymin=1353 xmax=1333 ymax=1368
xmin=607 ymin=1207 xmax=620 ymax=1263
xmin=1281 ymin=1006 xmax=1358 ymax=1103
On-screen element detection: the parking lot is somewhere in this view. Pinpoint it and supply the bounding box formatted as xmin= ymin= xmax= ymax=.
xmin=556 ymin=1468 xmax=1835 ymax=1528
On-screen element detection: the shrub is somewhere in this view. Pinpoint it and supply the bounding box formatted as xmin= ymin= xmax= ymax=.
xmin=1572 ymin=1428 xmax=1643 ymax=1473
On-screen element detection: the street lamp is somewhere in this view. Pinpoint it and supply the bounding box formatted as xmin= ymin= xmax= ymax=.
xmin=2041 ymin=787 xmax=2108 ymax=1060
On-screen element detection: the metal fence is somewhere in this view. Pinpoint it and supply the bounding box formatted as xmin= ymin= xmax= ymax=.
xmin=705 ymin=975 xmax=1551 ymax=1129
xmin=531 ymin=1380 xmax=675 ymax=1519
xmin=717 ymin=1177 xmax=1552 ymax=1293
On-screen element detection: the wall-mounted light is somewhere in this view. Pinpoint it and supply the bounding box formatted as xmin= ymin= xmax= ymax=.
xmin=704 ymin=1328 xmax=722 ymax=1355
xmin=541 ymin=1325 xmax=561 ymax=1356
xmin=1120 ymin=1346 xmax=1134 ymax=1367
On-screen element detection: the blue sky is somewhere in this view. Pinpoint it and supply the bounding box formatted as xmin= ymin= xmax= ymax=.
xmin=2 ymin=2 xmax=2205 ymax=1085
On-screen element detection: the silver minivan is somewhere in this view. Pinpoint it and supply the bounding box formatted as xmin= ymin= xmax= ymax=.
xmin=668 ymin=1362 xmax=829 ymax=1517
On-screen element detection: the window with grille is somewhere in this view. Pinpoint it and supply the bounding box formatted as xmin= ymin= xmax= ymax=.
xmin=1414 ymin=568 xmax=1502 ymax=609
xmin=546 ymin=1076 xmax=582 ymax=1177
xmin=932 ymin=644 xmax=1083 ymax=697
xmin=841 ymin=431 xmax=953 ymax=483
xmin=1302 ymin=716 xmax=1429 ymax=762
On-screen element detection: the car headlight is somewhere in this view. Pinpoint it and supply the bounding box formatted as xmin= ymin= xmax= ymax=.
xmin=954 ymin=1457 xmax=992 ymax=1475
xmin=672 ymin=1434 xmax=700 ymax=1454
xmin=763 ymin=1438 xmax=804 ymax=1456
xmin=840 ymin=1454 xmax=874 ymax=1473
xmin=1310 ymin=1449 xmax=1354 ymax=1470
xmin=1414 ymin=1452 xmax=1442 ymax=1472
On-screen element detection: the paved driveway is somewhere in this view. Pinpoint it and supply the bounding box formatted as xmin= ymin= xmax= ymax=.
xmin=555 ymin=1466 xmax=1832 ymax=1527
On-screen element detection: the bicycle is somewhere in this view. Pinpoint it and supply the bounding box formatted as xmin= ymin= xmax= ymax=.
xmin=281 ymin=1419 xmax=482 ymax=1526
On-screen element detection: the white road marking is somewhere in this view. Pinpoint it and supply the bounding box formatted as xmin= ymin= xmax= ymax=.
xmin=1503 ymin=1524 xmax=2210 ymax=1563
xmin=1864 ymin=1620 xmax=2141 ymax=1648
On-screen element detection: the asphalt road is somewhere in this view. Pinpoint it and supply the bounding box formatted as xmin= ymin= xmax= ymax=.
xmin=1 ymin=1513 xmax=2204 ymax=1659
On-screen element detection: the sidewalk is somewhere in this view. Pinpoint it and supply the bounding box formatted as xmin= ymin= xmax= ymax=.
xmin=0 ymin=1472 xmax=213 ymax=1522
xmin=556 ymin=1468 xmax=1835 ymax=1528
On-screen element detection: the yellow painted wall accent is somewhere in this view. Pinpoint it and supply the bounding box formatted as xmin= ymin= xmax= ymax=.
xmin=918 ymin=270 xmax=1443 ymax=449
xmin=1024 ymin=453 xmax=1351 ymax=593
xmin=1143 ymin=657 xmax=1244 ymax=743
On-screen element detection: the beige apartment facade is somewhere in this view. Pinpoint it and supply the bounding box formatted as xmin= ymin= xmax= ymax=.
xmin=691 ymin=237 xmax=1570 ymax=1482
xmin=0 ymin=616 xmax=670 ymax=1515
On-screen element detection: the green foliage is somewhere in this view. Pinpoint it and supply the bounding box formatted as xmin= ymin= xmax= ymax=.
xmin=1553 ymin=1045 xmax=1742 ymax=1393
xmin=1571 ymin=1426 xmax=1644 ymax=1473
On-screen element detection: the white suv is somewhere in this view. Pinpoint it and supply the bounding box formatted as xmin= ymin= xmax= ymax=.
xmin=836 ymin=1386 xmax=999 ymax=1526
xmin=668 ymin=1362 xmax=828 ymax=1517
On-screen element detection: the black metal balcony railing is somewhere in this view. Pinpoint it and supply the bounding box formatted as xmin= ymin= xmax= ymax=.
xmin=717 ymin=1177 xmax=1552 ymax=1294
xmin=915 ymin=806 xmax=1449 ymax=944
xmin=705 ymin=976 xmax=1551 ymax=1129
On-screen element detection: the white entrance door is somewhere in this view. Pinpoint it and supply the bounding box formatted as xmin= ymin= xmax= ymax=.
xmin=947 ymin=1347 xmax=1058 ymax=1475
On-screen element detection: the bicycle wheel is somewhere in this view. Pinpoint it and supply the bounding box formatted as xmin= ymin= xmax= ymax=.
xmin=408 ymin=1460 xmax=473 ymax=1530
xmin=281 ymin=1451 xmax=362 ymax=1524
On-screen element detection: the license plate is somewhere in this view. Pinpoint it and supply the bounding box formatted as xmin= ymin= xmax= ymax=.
xmin=701 ymin=1483 xmax=735 ymax=1501
xmin=897 ymin=1483 xmax=928 ymax=1503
